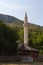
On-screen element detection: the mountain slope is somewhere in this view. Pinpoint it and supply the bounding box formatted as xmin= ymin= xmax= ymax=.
xmin=0 ymin=14 xmax=43 ymax=31
xmin=0 ymin=14 xmax=23 ymax=25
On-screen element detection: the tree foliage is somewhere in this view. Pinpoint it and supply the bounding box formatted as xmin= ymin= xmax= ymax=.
xmin=0 ymin=20 xmax=43 ymax=55
xmin=0 ymin=21 xmax=19 ymax=55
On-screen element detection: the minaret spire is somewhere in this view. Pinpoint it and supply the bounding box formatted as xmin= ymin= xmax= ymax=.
xmin=24 ymin=11 xmax=28 ymax=23
xmin=23 ymin=11 xmax=28 ymax=45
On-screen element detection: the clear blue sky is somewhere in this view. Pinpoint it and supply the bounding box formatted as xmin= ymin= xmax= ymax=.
xmin=0 ymin=0 xmax=43 ymax=26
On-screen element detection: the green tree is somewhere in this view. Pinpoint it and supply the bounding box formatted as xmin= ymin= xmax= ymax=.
xmin=0 ymin=21 xmax=19 ymax=55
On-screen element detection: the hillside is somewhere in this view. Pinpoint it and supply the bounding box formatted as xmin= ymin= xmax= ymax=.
xmin=0 ymin=14 xmax=43 ymax=55
xmin=0 ymin=14 xmax=23 ymax=25
xmin=0 ymin=14 xmax=43 ymax=31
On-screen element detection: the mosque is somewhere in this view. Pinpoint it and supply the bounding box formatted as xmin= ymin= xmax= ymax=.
xmin=17 ymin=12 xmax=39 ymax=62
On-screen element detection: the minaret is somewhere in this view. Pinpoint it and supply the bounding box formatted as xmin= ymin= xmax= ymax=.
xmin=23 ymin=12 xmax=28 ymax=45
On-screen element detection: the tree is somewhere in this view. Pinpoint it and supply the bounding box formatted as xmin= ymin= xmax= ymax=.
xmin=19 ymin=28 xmax=24 ymax=43
xmin=0 ymin=21 xmax=19 ymax=55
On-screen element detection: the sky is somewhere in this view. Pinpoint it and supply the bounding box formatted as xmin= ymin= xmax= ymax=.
xmin=0 ymin=0 xmax=43 ymax=26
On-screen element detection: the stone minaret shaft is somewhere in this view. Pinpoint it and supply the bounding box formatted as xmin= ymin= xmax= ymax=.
xmin=23 ymin=12 xmax=28 ymax=45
